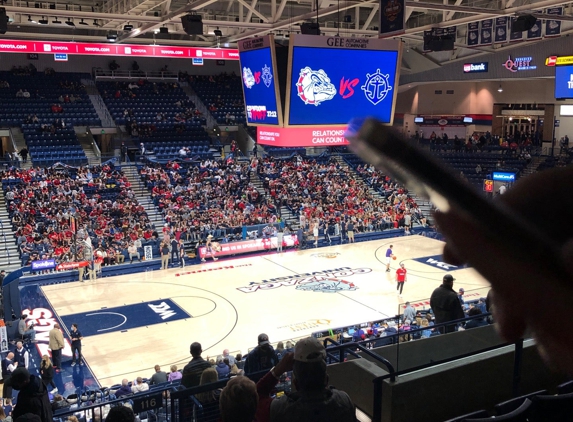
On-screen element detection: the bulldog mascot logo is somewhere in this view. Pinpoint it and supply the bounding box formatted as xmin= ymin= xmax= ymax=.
xmin=296 ymin=67 xmax=337 ymax=106
xmin=243 ymin=67 xmax=255 ymax=89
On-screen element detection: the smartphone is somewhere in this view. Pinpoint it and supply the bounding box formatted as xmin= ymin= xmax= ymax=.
xmin=344 ymin=117 xmax=569 ymax=280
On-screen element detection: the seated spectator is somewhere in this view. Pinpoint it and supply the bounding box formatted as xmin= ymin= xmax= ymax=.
xmin=244 ymin=334 xmax=278 ymax=375
xmin=130 ymin=377 xmax=149 ymax=394
xmin=270 ymin=337 xmax=356 ymax=422
xmin=18 ymin=314 xmax=36 ymax=342
xmin=105 ymin=405 xmax=135 ymax=422
xmin=215 ymin=356 xmax=230 ymax=379
xmin=149 ymin=365 xmax=168 ymax=385
xmin=114 ymin=379 xmax=132 ymax=398
xmin=464 ymin=307 xmax=488 ymax=329
xmin=219 ymin=377 xmax=258 ymax=422
xmin=127 ymin=243 xmax=140 ymax=263
xmin=196 ymin=368 xmax=221 ymax=405
xmin=168 ymin=365 xmax=182 ymax=382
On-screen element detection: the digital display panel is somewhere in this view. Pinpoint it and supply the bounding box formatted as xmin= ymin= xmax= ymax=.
xmin=414 ymin=117 xmax=424 ymax=123
xmin=238 ymin=36 xmax=282 ymax=126
xmin=286 ymin=36 xmax=400 ymax=126
xmin=555 ymin=65 xmax=573 ymax=99
xmin=463 ymin=117 xmax=473 ymax=123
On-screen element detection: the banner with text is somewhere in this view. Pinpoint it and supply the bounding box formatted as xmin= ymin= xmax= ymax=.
xmin=257 ymin=126 xmax=349 ymax=147
xmin=0 ymin=40 xmax=239 ymax=60
xmin=510 ymin=18 xmax=523 ymax=41
xmin=546 ymin=7 xmax=562 ymax=37
xmin=467 ymin=22 xmax=479 ymax=46
xmin=199 ymin=235 xmax=298 ymax=259
xmin=480 ymin=19 xmax=493 ymax=45
xmin=527 ymin=13 xmax=542 ymax=40
xmin=379 ymin=0 xmax=405 ymax=37
xmin=495 ymin=17 xmax=508 ymax=43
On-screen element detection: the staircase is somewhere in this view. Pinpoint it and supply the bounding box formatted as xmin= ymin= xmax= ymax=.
xmin=76 ymin=131 xmax=100 ymax=166
xmin=121 ymin=165 xmax=164 ymax=230
xmin=82 ymin=78 xmax=115 ymax=127
xmin=0 ymin=190 xmax=22 ymax=273
xmin=10 ymin=127 xmax=31 ymax=170
xmin=519 ymin=155 xmax=545 ymax=178
xmin=180 ymin=85 xmax=218 ymax=130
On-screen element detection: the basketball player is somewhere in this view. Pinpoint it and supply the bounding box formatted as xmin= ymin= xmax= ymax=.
xmin=385 ymin=245 xmax=394 ymax=272
xmin=395 ymin=263 xmax=407 ymax=297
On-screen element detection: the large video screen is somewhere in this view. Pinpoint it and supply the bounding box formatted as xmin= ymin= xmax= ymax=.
xmin=555 ymin=65 xmax=573 ymax=99
xmin=238 ymin=36 xmax=282 ymax=125
xmin=286 ymin=40 xmax=400 ymax=126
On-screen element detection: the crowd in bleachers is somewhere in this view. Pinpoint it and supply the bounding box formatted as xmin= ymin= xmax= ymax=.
xmin=185 ymin=73 xmax=246 ymax=125
xmin=139 ymin=157 xmax=276 ymax=241
xmin=1 ymin=164 xmax=151 ymax=267
xmin=257 ymin=155 xmax=423 ymax=239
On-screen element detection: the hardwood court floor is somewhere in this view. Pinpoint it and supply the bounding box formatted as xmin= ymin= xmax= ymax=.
xmin=40 ymin=235 xmax=491 ymax=387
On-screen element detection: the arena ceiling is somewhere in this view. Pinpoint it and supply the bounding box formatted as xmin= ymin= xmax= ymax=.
xmin=2 ymin=0 xmax=573 ymax=72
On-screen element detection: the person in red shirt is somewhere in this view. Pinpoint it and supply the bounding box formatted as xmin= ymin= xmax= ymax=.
xmin=395 ymin=263 xmax=407 ymax=297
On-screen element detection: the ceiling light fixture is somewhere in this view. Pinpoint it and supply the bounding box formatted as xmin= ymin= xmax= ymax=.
xmin=38 ymin=16 xmax=48 ymax=24
xmin=107 ymin=33 xmax=117 ymax=42
xmin=123 ymin=23 xmax=133 ymax=31
xmin=214 ymin=28 xmax=222 ymax=36
xmin=52 ymin=16 xmax=62 ymax=24
xmin=79 ymin=18 xmax=88 ymax=25
xmin=65 ymin=18 xmax=75 ymax=26
xmin=497 ymin=84 xmax=503 ymax=93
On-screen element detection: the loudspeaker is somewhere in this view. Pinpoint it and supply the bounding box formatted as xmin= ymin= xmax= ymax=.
xmin=300 ymin=22 xmax=320 ymax=35
xmin=424 ymin=35 xmax=454 ymax=51
xmin=0 ymin=8 xmax=7 ymax=35
xmin=511 ymin=15 xmax=536 ymax=33
xmin=181 ymin=14 xmax=203 ymax=35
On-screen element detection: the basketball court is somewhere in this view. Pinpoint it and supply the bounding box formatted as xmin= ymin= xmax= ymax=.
xmin=23 ymin=236 xmax=490 ymax=388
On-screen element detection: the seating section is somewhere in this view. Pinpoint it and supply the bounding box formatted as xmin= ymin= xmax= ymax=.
xmin=1 ymin=165 xmax=150 ymax=267
xmin=0 ymin=70 xmax=100 ymax=126
xmin=97 ymin=80 xmax=213 ymax=160
xmin=431 ymin=152 xmax=527 ymax=187
xmin=139 ymin=158 xmax=271 ymax=242
xmin=22 ymin=123 xmax=87 ymax=167
xmin=188 ymin=74 xmax=246 ymax=125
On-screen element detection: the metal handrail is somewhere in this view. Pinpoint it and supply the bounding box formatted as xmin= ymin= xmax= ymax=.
xmin=93 ymin=68 xmax=179 ymax=81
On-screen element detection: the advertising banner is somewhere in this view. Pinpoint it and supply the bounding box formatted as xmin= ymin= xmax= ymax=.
xmin=494 ymin=17 xmax=508 ymax=43
xmin=0 ymin=40 xmax=239 ymax=60
xmin=56 ymin=261 xmax=89 ymax=271
xmin=554 ymin=65 xmax=573 ymax=99
xmin=198 ymin=235 xmax=298 ymax=258
xmin=0 ymin=322 xmax=8 ymax=353
xmin=31 ymin=259 xmax=57 ymax=271
xmin=257 ymin=126 xmax=349 ymax=147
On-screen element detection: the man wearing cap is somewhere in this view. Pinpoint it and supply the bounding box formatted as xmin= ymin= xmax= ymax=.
xmin=270 ymin=337 xmax=356 ymax=422
xmin=9 ymin=367 xmax=53 ymax=422
xmin=244 ymin=333 xmax=279 ymax=375
xmin=430 ymin=274 xmax=465 ymax=333
xmin=181 ymin=342 xmax=212 ymax=388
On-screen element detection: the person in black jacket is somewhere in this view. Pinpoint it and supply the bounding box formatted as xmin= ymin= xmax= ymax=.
xmin=430 ymin=274 xmax=465 ymax=333
xmin=9 ymin=367 xmax=53 ymax=422
xmin=40 ymin=355 xmax=56 ymax=393
xmin=244 ymin=333 xmax=278 ymax=375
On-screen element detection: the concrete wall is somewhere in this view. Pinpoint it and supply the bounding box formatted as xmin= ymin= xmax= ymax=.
xmin=327 ymin=337 xmax=567 ymax=422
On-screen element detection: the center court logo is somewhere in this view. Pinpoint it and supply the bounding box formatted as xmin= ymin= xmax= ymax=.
xmin=237 ymin=267 xmax=371 ymax=293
